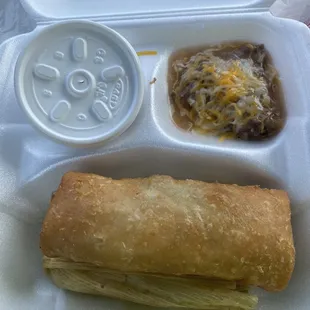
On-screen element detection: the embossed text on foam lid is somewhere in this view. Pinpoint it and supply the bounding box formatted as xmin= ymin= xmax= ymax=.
xmin=14 ymin=20 xmax=144 ymax=146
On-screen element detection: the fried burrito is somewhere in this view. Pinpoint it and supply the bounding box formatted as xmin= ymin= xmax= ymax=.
xmin=40 ymin=172 xmax=295 ymax=310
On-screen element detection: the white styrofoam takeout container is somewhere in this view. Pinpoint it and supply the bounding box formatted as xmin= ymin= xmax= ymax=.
xmin=0 ymin=0 xmax=310 ymax=309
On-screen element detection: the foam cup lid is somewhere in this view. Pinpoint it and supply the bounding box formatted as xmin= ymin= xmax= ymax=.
xmin=15 ymin=20 xmax=144 ymax=146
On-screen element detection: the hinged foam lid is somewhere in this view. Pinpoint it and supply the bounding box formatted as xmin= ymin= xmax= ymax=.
xmin=15 ymin=20 xmax=144 ymax=147
xmin=20 ymin=0 xmax=275 ymax=23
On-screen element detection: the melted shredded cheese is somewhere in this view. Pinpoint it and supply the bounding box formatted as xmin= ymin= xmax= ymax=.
xmin=171 ymin=44 xmax=282 ymax=140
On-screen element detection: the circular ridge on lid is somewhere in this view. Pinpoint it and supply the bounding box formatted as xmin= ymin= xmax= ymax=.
xmin=15 ymin=20 xmax=144 ymax=146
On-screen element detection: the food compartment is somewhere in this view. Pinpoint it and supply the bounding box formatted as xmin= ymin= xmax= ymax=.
xmin=168 ymin=43 xmax=285 ymax=141
xmin=0 ymin=147 xmax=304 ymax=310
xmin=151 ymin=15 xmax=308 ymax=147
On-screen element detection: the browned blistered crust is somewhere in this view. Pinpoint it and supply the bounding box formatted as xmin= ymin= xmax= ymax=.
xmin=40 ymin=172 xmax=295 ymax=292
